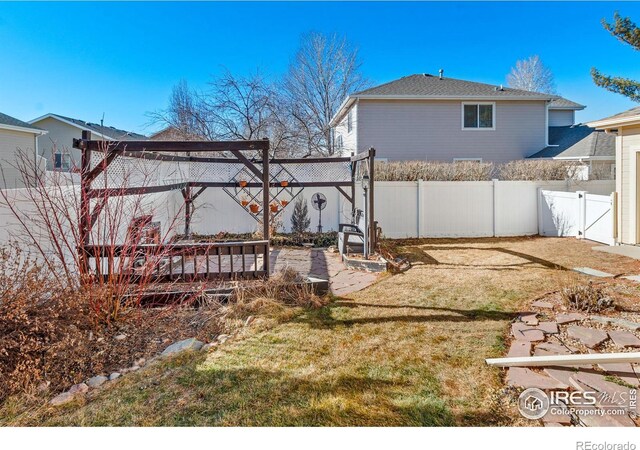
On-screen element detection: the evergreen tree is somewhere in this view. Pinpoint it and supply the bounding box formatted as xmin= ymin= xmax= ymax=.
xmin=290 ymin=197 xmax=311 ymax=234
xmin=592 ymin=12 xmax=640 ymax=101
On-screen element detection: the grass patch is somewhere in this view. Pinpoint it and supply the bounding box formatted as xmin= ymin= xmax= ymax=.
xmin=4 ymin=237 xmax=637 ymax=426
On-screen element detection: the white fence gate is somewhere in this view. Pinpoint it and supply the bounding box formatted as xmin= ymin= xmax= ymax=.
xmin=538 ymin=189 xmax=614 ymax=245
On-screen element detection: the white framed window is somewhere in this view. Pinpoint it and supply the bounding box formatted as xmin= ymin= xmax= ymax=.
xmin=462 ymin=102 xmax=495 ymax=130
xmin=347 ymin=110 xmax=353 ymax=133
xmin=335 ymin=134 xmax=343 ymax=150
xmin=54 ymin=152 xmax=71 ymax=171
xmin=453 ymin=158 xmax=483 ymax=163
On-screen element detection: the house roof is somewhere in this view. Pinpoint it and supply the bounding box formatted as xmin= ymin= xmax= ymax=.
xmin=331 ymin=73 xmax=560 ymax=126
xmin=0 ymin=112 xmax=46 ymax=134
xmin=588 ymin=106 xmax=640 ymax=129
xmin=548 ymin=97 xmax=585 ymax=110
xmin=528 ymin=125 xmax=615 ymax=160
xmin=352 ymin=74 xmax=557 ymax=99
xmin=30 ymin=113 xmax=147 ymax=140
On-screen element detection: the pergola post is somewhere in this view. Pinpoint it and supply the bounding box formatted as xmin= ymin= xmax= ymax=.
xmin=262 ymin=144 xmax=270 ymax=277
xmin=350 ymin=152 xmax=356 ymax=222
xmin=368 ymin=147 xmax=376 ymax=252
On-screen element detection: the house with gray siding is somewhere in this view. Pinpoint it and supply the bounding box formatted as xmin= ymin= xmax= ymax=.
xmin=0 ymin=112 xmax=47 ymax=188
xmin=29 ymin=113 xmax=147 ymax=171
xmin=330 ymin=73 xmax=589 ymax=165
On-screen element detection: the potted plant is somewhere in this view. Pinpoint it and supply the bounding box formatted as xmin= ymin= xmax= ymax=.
xmin=239 ymin=180 xmax=248 ymax=188
xmin=280 ymin=180 xmax=289 ymax=187
xmin=240 ymin=197 xmax=249 ymax=207
xmin=270 ymin=203 xmax=279 ymax=213
xmin=280 ymin=199 xmax=289 ymax=207
xmin=249 ymin=203 xmax=259 ymax=214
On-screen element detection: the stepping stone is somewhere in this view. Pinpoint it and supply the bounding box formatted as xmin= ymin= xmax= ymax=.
xmin=623 ymin=275 xmax=640 ymax=283
xmin=556 ymin=313 xmax=586 ymax=324
xmin=574 ymin=372 xmax=631 ymax=399
xmin=532 ymin=300 xmax=554 ymax=309
xmin=567 ymin=326 xmax=608 ymax=348
xmin=576 ymin=405 xmax=636 ymax=427
xmin=537 ymin=322 xmax=559 ymax=334
xmin=598 ymin=362 xmax=640 ymax=387
xmin=573 ymin=267 xmax=614 ymax=278
xmin=543 ymin=422 xmax=565 ymax=427
xmin=608 ymin=330 xmax=640 ymax=348
xmin=543 ymin=401 xmax=572 ymax=425
xmin=519 ymin=312 xmax=539 ymax=326
xmin=545 ymin=367 xmax=579 ymax=386
xmin=534 ymin=342 xmax=572 ymax=357
xmin=591 ymin=316 xmax=640 ymax=331
xmin=511 ymin=323 xmax=545 ymax=342
xmin=507 ymin=340 xmax=532 ymax=358
xmin=507 ymin=367 xmax=568 ymax=389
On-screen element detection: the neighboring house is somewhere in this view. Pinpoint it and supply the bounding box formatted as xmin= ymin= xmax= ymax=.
xmin=330 ymin=73 xmax=587 ymax=164
xmin=589 ymin=107 xmax=640 ymax=245
xmin=29 ymin=113 xmax=147 ymax=171
xmin=0 ymin=112 xmax=47 ymax=188
xmin=149 ymin=126 xmax=204 ymax=141
xmin=527 ymin=124 xmax=615 ymax=179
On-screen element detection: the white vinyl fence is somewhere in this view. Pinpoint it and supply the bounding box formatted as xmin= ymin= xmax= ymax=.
xmin=0 ymin=179 xmax=616 ymax=255
xmin=539 ymin=189 xmax=615 ymax=246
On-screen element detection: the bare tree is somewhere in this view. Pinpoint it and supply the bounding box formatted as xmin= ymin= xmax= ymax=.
xmin=506 ymin=55 xmax=558 ymax=94
xmin=150 ymin=70 xmax=296 ymax=156
xmin=281 ymin=32 xmax=369 ymax=156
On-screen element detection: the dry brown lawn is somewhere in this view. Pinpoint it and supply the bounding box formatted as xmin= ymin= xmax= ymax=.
xmin=4 ymin=237 xmax=640 ymax=426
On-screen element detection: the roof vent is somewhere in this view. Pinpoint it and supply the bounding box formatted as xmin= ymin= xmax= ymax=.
xmin=495 ymin=85 xmax=504 ymax=91
xmin=439 ymin=69 xmax=444 ymax=80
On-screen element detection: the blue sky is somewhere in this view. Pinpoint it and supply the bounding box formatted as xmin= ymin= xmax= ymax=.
xmin=1 ymin=1 xmax=640 ymax=134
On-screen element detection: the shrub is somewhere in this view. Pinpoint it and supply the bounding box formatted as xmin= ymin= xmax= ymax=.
xmin=498 ymin=160 xmax=582 ymax=181
xmin=0 ymin=247 xmax=95 ymax=402
xmin=374 ymin=159 xmax=588 ymax=182
xmin=375 ymin=161 xmax=494 ymax=181
xmin=291 ymin=197 xmax=311 ymax=233
xmin=560 ymin=282 xmax=614 ymax=313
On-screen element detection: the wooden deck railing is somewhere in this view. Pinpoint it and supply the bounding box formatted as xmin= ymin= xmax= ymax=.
xmin=82 ymin=240 xmax=269 ymax=282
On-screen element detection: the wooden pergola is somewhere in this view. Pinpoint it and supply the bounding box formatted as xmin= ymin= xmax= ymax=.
xmin=73 ymin=130 xmax=376 ymax=283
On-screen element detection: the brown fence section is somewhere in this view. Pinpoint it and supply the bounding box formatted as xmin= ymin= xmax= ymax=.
xmin=82 ymin=240 xmax=269 ymax=283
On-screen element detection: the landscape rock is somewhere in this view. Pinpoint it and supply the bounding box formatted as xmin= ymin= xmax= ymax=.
xmin=519 ymin=313 xmax=539 ymax=326
xmin=114 ymin=334 xmax=127 ymax=341
xmin=544 ymin=367 xmax=579 ymax=386
xmin=67 ymin=383 xmax=89 ymax=395
xmin=134 ymin=358 xmax=146 ymax=367
xmin=598 ymin=363 xmax=639 ymax=387
xmin=567 ymin=326 xmax=608 ymax=348
xmin=87 ymin=375 xmax=108 ymax=388
xmin=536 ymin=322 xmax=559 ymax=334
xmin=531 ymin=300 xmax=554 ymax=309
xmin=507 ymin=340 xmax=531 ymax=358
xmin=608 ymin=330 xmax=640 ymax=348
xmin=556 ymin=313 xmax=586 ymax=324
xmin=49 ymin=392 xmax=76 ymax=406
xmin=590 ymin=316 xmax=640 ymax=331
xmin=534 ymin=342 xmax=572 ymax=356
xmin=161 ymin=338 xmax=204 ymax=357
xmin=511 ymin=323 xmax=544 ymax=342
xmin=507 ymin=367 xmax=568 ymax=389
xmin=109 ymin=372 xmax=121 ymax=381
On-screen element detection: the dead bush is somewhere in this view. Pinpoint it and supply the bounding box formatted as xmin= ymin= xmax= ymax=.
xmin=374 ymin=159 xmax=590 ymax=182
xmin=0 ymin=246 xmax=96 ymax=402
xmin=561 ymin=282 xmax=614 ymax=313
xmin=222 ymin=268 xmax=327 ymax=321
xmin=375 ymin=161 xmax=495 ymax=181
xmin=498 ymin=160 xmax=582 ymax=181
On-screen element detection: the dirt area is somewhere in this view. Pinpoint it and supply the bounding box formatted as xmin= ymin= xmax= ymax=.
xmin=4 ymin=237 xmax=640 ymax=426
